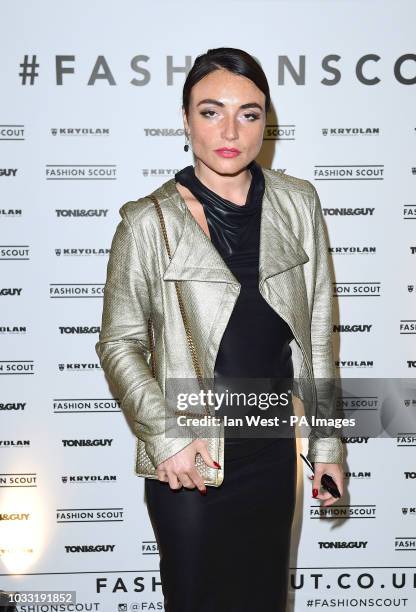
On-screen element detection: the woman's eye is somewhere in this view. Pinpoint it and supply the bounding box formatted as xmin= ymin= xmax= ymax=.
xmin=244 ymin=113 xmax=260 ymax=121
xmin=200 ymin=110 xmax=217 ymax=118
xmin=199 ymin=110 xmax=260 ymax=121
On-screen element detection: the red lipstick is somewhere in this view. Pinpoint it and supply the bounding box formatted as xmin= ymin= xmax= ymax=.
xmin=214 ymin=147 xmax=241 ymax=158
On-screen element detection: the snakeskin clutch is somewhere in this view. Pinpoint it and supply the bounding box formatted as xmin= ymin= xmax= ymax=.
xmin=135 ymin=436 xmax=224 ymax=486
xmin=134 ymin=194 xmax=224 ymax=487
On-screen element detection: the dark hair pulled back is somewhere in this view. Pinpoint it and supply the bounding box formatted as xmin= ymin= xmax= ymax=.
xmin=182 ymin=47 xmax=271 ymax=117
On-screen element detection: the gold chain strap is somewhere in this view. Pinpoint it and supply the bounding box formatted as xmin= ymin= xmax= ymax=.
xmin=146 ymin=193 xmax=211 ymax=417
xmin=147 ymin=317 xmax=156 ymax=378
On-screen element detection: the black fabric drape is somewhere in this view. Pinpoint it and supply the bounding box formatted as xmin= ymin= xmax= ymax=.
xmin=175 ymin=161 xmax=294 ymax=449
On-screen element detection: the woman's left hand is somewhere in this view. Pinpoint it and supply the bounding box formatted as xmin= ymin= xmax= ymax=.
xmin=310 ymin=463 xmax=344 ymax=506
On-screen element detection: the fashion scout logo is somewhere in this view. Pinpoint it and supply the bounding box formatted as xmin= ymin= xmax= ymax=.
xmin=50 ymin=127 xmax=110 ymax=137
xmin=309 ymin=504 xmax=377 ymax=518
xmin=141 ymin=540 xmax=158 ymax=555
xmin=96 ymin=575 xmax=164 ymax=597
xmin=0 ymin=361 xmax=34 ymax=374
xmin=49 ymin=283 xmax=104 ymax=297
xmin=264 ymin=124 xmax=296 ymax=141
xmin=291 ymin=568 xmax=416 ymax=593
xmin=13 ymin=53 xmax=416 ymax=86
xmin=400 ymin=319 xmax=416 ymax=336
xmin=45 ymin=164 xmax=117 ymax=179
xmin=8 ymin=596 xmax=92 ymax=608
xmin=400 ymin=320 xmax=416 ymax=334
xmin=323 ymin=207 xmax=376 ymax=216
xmin=55 ymin=208 xmax=109 ymax=218
xmin=56 ymin=507 xmax=124 ymax=523
xmin=321 ymin=127 xmax=380 ymax=136
xmin=53 ymin=398 xmax=120 ymax=412
xmin=0 ymin=473 xmax=37 ymax=487
xmin=313 ymin=164 xmax=384 ymax=180
xmin=403 ymin=204 xmax=416 ymax=219
xmin=295 ymin=568 xmax=416 ymax=604
xmin=0 ymin=245 xmax=29 ymax=259
xmin=54 ymin=247 xmax=110 ymax=257
xmin=395 ymin=538 xmax=416 ymax=550
xmin=0 ymin=124 xmax=25 ymax=140
xmin=334 ymin=282 xmax=381 ymax=296
xmin=397 ymin=433 xmax=416 ymax=446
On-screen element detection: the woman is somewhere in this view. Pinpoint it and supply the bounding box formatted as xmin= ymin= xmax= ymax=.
xmin=96 ymin=48 xmax=344 ymax=611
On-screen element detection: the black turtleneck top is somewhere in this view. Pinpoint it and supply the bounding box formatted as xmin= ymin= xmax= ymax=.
xmin=174 ymin=161 xmax=294 ymax=458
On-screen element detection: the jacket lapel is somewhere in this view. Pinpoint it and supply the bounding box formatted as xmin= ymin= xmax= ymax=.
xmin=157 ymin=168 xmax=309 ymax=286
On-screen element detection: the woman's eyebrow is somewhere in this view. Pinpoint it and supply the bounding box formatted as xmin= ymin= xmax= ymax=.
xmin=196 ymin=98 xmax=263 ymax=111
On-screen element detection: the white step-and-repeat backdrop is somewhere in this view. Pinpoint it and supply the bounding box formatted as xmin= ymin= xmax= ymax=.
xmin=1 ymin=1 xmax=415 ymax=610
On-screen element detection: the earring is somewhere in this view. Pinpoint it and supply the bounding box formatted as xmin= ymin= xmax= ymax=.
xmin=184 ymin=131 xmax=190 ymax=152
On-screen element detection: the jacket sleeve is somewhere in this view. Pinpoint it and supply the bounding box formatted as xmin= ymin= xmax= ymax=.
xmin=306 ymin=184 xmax=344 ymax=465
xmin=95 ymin=204 xmax=199 ymax=468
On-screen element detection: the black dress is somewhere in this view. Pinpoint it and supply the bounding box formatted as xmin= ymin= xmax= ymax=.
xmin=144 ymin=161 xmax=297 ymax=612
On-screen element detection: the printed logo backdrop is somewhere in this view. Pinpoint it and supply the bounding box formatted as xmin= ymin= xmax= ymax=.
xmin=1 ymin=1 xmax=415 ymax=610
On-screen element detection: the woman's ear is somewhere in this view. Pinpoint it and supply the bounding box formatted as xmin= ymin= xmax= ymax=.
xmin=182 ymin=107 xmax=190 ymax=134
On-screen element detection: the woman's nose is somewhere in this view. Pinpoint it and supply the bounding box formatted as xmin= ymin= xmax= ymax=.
xmin=221 ymin=116 xmax=239 ymax=141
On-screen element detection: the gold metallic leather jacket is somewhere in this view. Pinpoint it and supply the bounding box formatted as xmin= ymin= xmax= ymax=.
xmin=95 ymin=167 xmax=344 ymax=475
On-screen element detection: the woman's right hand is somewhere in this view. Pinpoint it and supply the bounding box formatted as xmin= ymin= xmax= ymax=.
xmin=156 ymin=439 xmax=220 ymax=494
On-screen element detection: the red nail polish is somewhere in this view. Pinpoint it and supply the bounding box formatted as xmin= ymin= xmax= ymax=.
xmin=312 ymin=488 xmax=318 ymax=498
xmin=200 ymin=488 xmax=207 ymax=495
xmin=213 ymin=461 xmax=221 ymax=468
